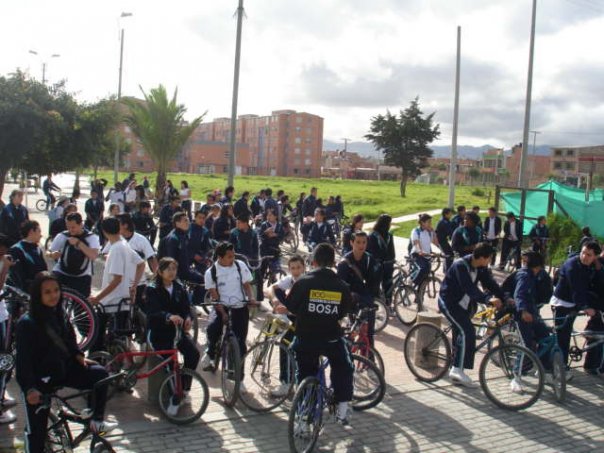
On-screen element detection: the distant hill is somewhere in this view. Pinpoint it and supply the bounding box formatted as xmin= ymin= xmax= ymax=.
xmin=323 ymin=140 xmax=552 ymax=160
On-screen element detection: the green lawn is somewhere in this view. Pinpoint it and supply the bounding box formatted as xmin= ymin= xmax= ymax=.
xmin=390 ymin=219 xmax=420 ymax=239
xmin=95 ymin=171 xmax=494 ymax=222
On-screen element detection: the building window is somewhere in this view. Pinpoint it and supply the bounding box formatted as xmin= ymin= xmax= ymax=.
xmin=305 ymin=138 xmax=312 ymax=144
xmin=305 ymin=169 xmax=311 ymax=175
xmin=295 ymin=126 xmax=302 ymax=132
xmin=565 ymin=162 xmax=575 ymax=170
xmin=554 ymin=150 xmax=562 ymax=156
xmin=294 ymin=158 xmax=301 ymax=165
xmin=305 ymin=148 xmax=311 ymax=155
xmin=138 ymin=161 xmax=144 ymax=168
xmin=136 ymin=148 xmax=144 ymax=157
xmin=296 ymin=117 xmax=302 ymax=123
xmin=304 ymin=158 xmax=311 ymax=165
xmin=566 ymin=150 xmax=575 ymax=157
xmin=248 ymin=167 xmax=257 ymax=175
xmin=223 ymin=166 xmax=229 ymax=173
xmin=295 ymin=137 xmax=301 ymax=144
xmin=295 ymin=148 xmax=301 ymax=154
xmin=554 ymin=162 xmax=562 ymax=169
xmin=293 ymin=168 xmax=299 ymax=175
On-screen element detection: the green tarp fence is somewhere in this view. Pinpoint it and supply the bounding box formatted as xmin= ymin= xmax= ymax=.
xmin=500 ymin=180 xmax=604 ymax=236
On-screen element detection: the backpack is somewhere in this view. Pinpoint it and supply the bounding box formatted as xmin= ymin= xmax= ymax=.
xmin=59 ymin=231 xmax=93 ymax=275
xmin=157 ymin=232 xmax=175 ymax=261
xmin=210 ymin=261 xmax=247 ymax=302
xmin=407 ymin=227 xmax=422 ymax=254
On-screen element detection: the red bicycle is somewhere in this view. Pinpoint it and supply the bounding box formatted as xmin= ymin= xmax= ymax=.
xmin=89 ymin=328 xmax=208 ymax=425
xmin=345 ymin=306 xmax=385 ymax=375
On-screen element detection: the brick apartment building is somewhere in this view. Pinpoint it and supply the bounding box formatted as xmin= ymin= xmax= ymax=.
xmin=550 ymin=145 xmax=604 ymax=186
xmin=122 ymin=108 xmax=324 ymax=178
xmin=505 ymin=144 xmax=551 ymax=187
xmin=424 ymin=157 xmax=481 ymax=184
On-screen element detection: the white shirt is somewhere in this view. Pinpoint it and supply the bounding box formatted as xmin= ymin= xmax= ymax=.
xmin=101 ymin=239 xmax=144 ymax=312
xmin=51 ymin=232 xmax=100 ymax=277
xmin=509 ymin=221 xmax=518 ymax=241
xmin=103 ymin=233 xmax=155 ymax=285
xmin=549 ymin=295 xmax=575 ymax=309
xmin=204 ymin=260 xmax=253 ymax=308
xmin=487 ymin=217 xmax=497 ymax=240
xmin=180 ymin=188 xmax=191 ymax=201
xmin=125 ymin=188 xmax=137 ymax=204
xmin=411 ymin=228 xmax=433 ymax=255
xmin=108 ymin=191 xmax=125 ymax=212
xmin=276 ymin=275 xmax=299 ymax=293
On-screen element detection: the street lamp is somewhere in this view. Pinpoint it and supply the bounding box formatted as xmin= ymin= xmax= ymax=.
xmin=113 ymin=12 xmax=133 ymax=185
xmin=28 ymin=50 xmax=60 ymax=84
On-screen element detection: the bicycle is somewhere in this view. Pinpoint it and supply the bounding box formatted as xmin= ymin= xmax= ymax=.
xmin=89 ymin=327 xmax=209 ymax=424
xmin=205 ymin=300 xmax=258 ymax=407
xmin=288 ymin=353 xmax=386 ymax=453
xmin=39 ymin=372 xmax=125 ymax=453
xmin=534 ymin=315 xmax=571 ymax=403
xmin=235 ymin=253 xmax=286 ymax=311
xmin=344 ymin=306 xmax=385 ymax=374
xmin=36 ymin=189 xmax=62 ymax=212
xmin=403 ymin=305 xmax=545 ymax=411
xmin=568 ymin=311 xmax=604 ymax=372
xmin=282 ymin=215 xmax=300 ymax=254
xmin=416 ymin=253 xmax=445 ymax=313
xmin=239 ymin=313 xmax=296 ymax=412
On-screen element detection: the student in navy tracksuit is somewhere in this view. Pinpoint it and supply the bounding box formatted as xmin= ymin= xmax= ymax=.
xmin=438 ymin=243 xmax=504 ymax=387
xmin=451 ymin=212 xmax=482 ymax=257
xmin=16 ymin=273 xmax=114 ymax=453
xmin=450 ymin=205 xmax=466 ymax=231
xmin=341 ymin=214 xmax=364 ymax=257
xmin=159 ymin=196 xmax=182 ymax=240
xmin=258 ymin=209 xmax=285 ymax=298
xmin=212 ymin=204 xmax=236 ymax=242
xmin=0 ymin=190 xmax=29 ymax=247
xmin=550 ymin=241 xmax=604 ymax=372
xmin=230 ymin=215 xmax=261 ymax=300
xmin=145 ymin=258 xmax=200 ymax=413
xmin=367 ymin=214 xmax=395 ymax=306
xmin=529 ymin=216 xmax=549 ymax=255
xmin=306 ymin=208 xmax=336 ymax=250
xmin=164 ymin=213 xmax=203 ymax=287
xmin=8 ymin=221 xmax=47 ymax=292
xmin=435 ymin=208 xmax=454 ymax=271
xmin=263 ymin=188 xmax=279 ymax=221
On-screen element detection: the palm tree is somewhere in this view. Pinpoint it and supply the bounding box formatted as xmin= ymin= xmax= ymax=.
xmin=123 ymin=85 xmax=205 ymax=200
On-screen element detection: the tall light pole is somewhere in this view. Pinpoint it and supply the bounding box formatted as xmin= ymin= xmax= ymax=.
xmin=28 ymin=50 xmax=60 ymax=84
xmin=113 ymin=12 xmax=133 ymax=185
xmin=529 ymin=130 xmax=540 ymax=180
xmin=448 ymin=26 xmax=462 ymax=208
xmin=518 ymin=0 xmax=538 ymax=190
xmin=227 ymin=0 xmax=245 ymax=187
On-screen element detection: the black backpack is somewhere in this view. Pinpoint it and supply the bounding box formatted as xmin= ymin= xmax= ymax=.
xmin=59 ymin=231 xmax=93 ymax=275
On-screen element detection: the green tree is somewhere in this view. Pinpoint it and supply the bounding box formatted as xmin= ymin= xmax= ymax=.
xmin=123 ymin=85 xmax=205 ymax=200
xmin=365 ymin=98 xmax=440 ymax=197
xmin=468 ymin=167 xmax=480 ymax=185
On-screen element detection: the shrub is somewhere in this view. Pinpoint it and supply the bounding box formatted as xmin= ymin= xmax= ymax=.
xmin=471 ymin=188 xmax=485 ymax=197
xmin=547 ymin=214 xmax=582 ymax=266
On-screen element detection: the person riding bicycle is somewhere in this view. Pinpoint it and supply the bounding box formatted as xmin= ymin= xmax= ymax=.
xmin=306 ymin=208 xmax=336 ymax=251
xmin=84 ymin=190 xmax=104 ymax=231
xmin=133 ymin=201 xmax=157 ymax=246
xmin=0 ymin=190 xmax=29 ymax=247
xmin=145 ymin=257 xmax=200 ymax=416
xmin=341 ymin=214 xmax=364 ymax=256
xmin=189 ymin=209 xmax=213 ymax=273
xmin=88 ymin=218 xmax=145 ymax=352
xmin=42 ymin=174 xmax=61 ymax=208
xmin=529 ymin=216 xmax=549 ymax=255
xmin=48 ymin=212 xmax=100 ymax=298
xmin=230 ymin=215 xmax=262 ymax=301
xmin=451 ymin=212 xmax=482 ymax=257
xmin=367 ymin=214 xmax=395 ymax=308
xmin=259 ymin=209 xmax=285 ymax=297
xmin=435 ymin=208 xmax=455 ymax=271
xmin=284 ymin=243 xmax=355 ymax=425
xmin=8 ymin=221 xmax=47 ymax=292
xmin=16 ymin=272 xmax=116 ymax=452
xmin=438 ymin=242 xmax=504 ymax=387
xmin=550 ymin=241 xmax=604 ymax=374
xmin=200 ymin=242 xmax=257 ymax=376
xmin=410 ymin=214 xmax=439 ymax=289
xmin=499 ymin=212 xmax=523 ymax=270
xmin=337 ymin=231 xmax=381 ymax=347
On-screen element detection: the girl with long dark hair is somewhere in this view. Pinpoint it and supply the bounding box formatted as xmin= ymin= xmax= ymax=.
xmin=367 ymin=214 xmax=396 ymax=306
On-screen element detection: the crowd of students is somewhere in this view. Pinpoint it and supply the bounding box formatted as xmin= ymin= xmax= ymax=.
xmin=1 ymin=174 xmax=603 ymax=450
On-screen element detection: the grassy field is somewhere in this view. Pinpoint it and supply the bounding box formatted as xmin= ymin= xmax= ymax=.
xmin=95 ymin=171 xmax=494 ymax=222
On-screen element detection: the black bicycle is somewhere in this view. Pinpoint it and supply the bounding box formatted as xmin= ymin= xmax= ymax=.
xmin=40 ymin=372 xmax=126 ymax=452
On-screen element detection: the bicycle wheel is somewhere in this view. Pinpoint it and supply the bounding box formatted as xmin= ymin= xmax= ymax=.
xmin=351 ymin=354 xmax=386 ymax=411
xmin=45 ymin=412 xmax=70 ymax=452
xmin=551 ymin=350 xmax=566 ymax=403
xmin=158 ymin=367 xmax=210 ymax=425
xmin=393 ymin=285 xmax=420 ymax=326
xmin=240 ymin=340 xmax=295 ymax=412
xmin=418 ymin=277 xmax=441 ymax=314
xmin=479 ymin=344 xmax=544 ymax=411
xmin=88 ymin=351 xmax=127 ymax=399
xmin=220 ymin=336 xmax=242 ymax=407
xmin=62 ymin=290 xmax=99 ymax=352
xmin=373 ymin=298 xmax=388 ymax=333
xmin=349 ymin=342 xmax=385 ymax=375
xmin=288 ymin=376 xmax=323 ymax=453
xmin=36 ymin=198 xmax=48 ymax=211
xmin=403 ymin=323 xmax=451 ymax=382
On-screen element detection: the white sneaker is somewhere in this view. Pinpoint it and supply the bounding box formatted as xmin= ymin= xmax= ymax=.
xmin=200 ymin=353 xmax=214 ymax=371
xmin=448 ymin=367 xmax=478 ymax=388
xmin=0 ymin=411 xmax=16 ymax=425
xmin=166 ymin=400 xmax=181 ymax=417
xmin=510 ymin=377 xmax=524 ymax=394
xmin=270 ymin=383 xmax=290 ymax=398
xmin=239 ymin=382 xmax=250 ymax=395
xmin=89 ymin=420 xmax=118 ymax=434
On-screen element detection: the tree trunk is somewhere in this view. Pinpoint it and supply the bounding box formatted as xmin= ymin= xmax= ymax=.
xmin=93 ymin=164 xmax=98 ymax=180
xmin=72 ymin=168 xmax=81 ymax=199
xmin=399 ymin=171 xmax=407 ymax=198
xmin=155 ymin=167 xmax=166 ymax=205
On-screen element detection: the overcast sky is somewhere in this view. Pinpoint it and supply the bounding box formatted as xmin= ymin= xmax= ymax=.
xmin=2 ymin=0 xmax=603 ymax=148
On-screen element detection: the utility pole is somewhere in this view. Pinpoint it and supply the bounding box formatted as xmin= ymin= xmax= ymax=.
xmin=113 ymin=12 xmax=133 ymax=185
xmin=448 ymin=26 xmax=461 ymax=208
xmin=518 ymin=0 xmax=537 ymax=190
xmin=529 ymin=130 xmax=540 ymax=180
xmin=227 ymin=0 xmax=245 ymax=187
